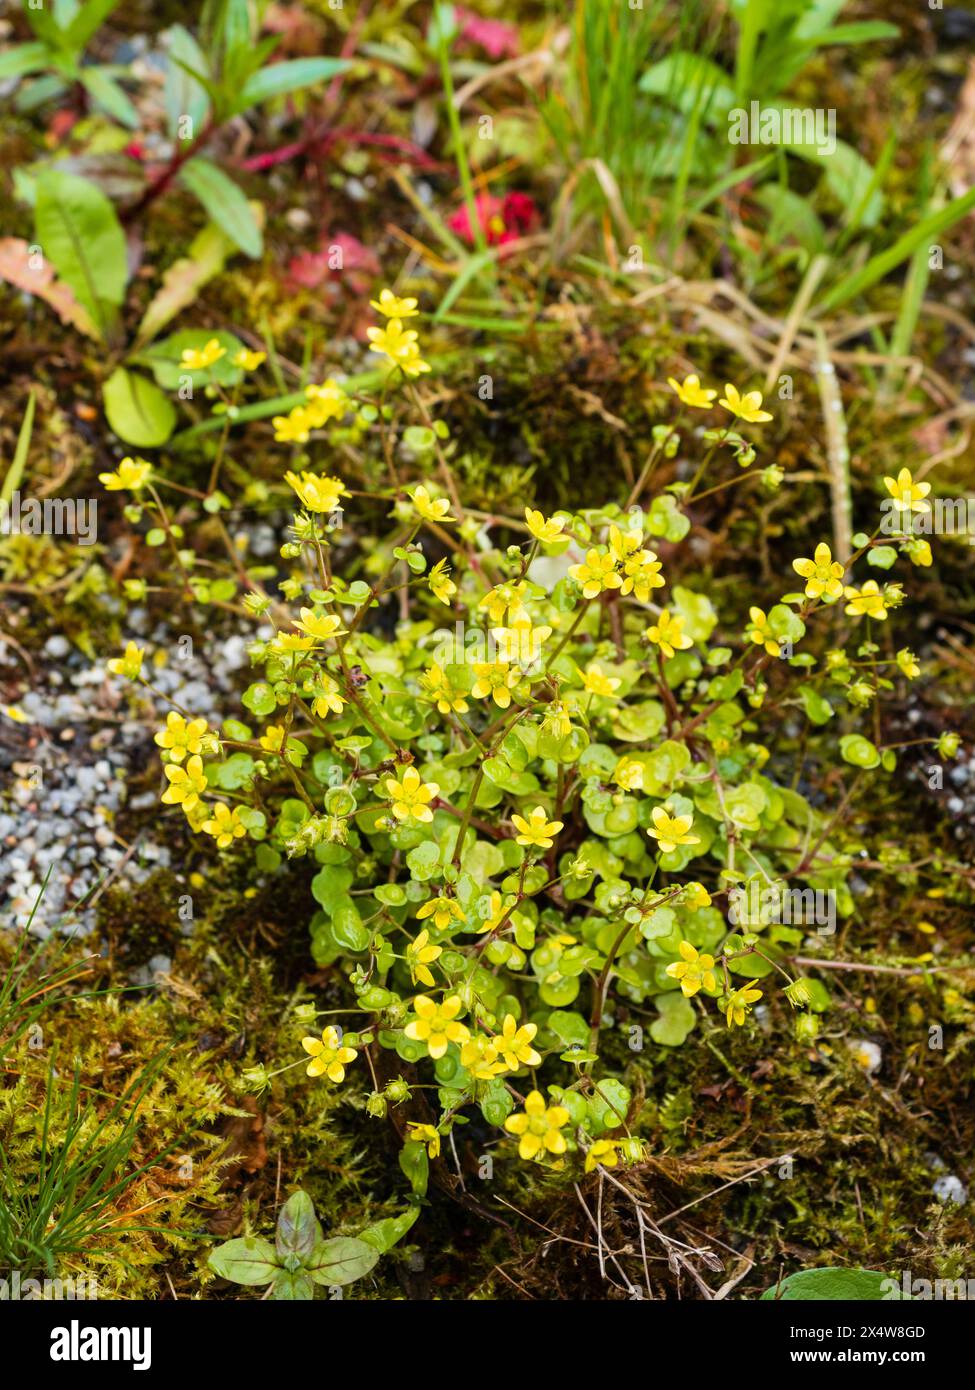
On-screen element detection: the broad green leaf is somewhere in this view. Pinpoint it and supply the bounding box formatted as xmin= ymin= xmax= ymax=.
xmin=650 ymin=990 xmax=696 ymax=1046
xmin=276 ymin=1191 xmax=321 ymax=1263
xmin=236 ymin=58 xmax=351 ymax=112
xmin=164 ymin=24 xmax=211 ymax=139
xmin=208 ymin=1236 xmax=279 ymax=1285
xmin=135 ymin=221 xmax=237 ymax=346
xmin=0 ymin=43 xmax=50 ymax=81
xmin=272 ymin=1270 xmax=315 ymax=1300
xmin=359 ymin=1207 xmax=420 ymax=1254
xmin=306 ymin=1236 xmax=378 ymax=1287
xmin=762 ymin=1267 xmax=903 ymax=1301
xmin=65 ymin=0 xmax=125 ymax=50
xmin=78 ymin=67 xmax=138 ymax=127
xmin=839 ymin=734 xmax=881 ymax=770
xmin=179 ymin=157 xmax=263 ymax=258
xmin=34 ymin=169 xmax=127 ymax=333
xmin=102 ymin=367 xmax=176 ymax=448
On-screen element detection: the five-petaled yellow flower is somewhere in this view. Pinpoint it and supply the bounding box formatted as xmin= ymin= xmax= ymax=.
xmin=620 ymin=548 xmax=665 ymax=602
xmin=613 ymin=756 xmax=644 ymax=792
xmin=897 ymin=648 xmax=920 ymax=679
xmin=720 ymin=383 xmax=773 ymax=423
xmin=405 ymin=927 xmax=444 ymax=987
xmin=479 ymin=581 xmax=528 ymax=626
xmin=385 ymin=765 xmax=440 ymax=823
xmin=367 ymin=318 xmax=430 ymax=375
xmin=647 ymin=806 xmax=700 ymax=854
xmin=406 ymin=1122 xmax=441 ymax=1157
xmin=504 ymin=1090 xmax=570 ymax=1161
xmin=792 ymin=542 xmax=845 ymax=600
xmin=233 ymin=348 xmax=266 ymax=371
xmin=311 ymin=676 xmax=346 ymax=718
xmin=666 ymin=940 xmax=717 ymax=997
xmin=495 ymin=1014 xmax=541 ymax=1070
xmin=107 ymin=641 xmax=144 ymax=680
xmin=410 ymin=485 xmax=454 ymax=524
xmin=416 ymin=896 xmax=465 ymax=933
xmin=512 ymin=805 xmax=564 ymax=849
xmin=668 ymin=373 xmax=717 ymax=409
xmin=284 ymin=471 xmax=347 ymax=514
xmin=302 ymin=1025 xmax=356 ymax=1082
xmin=294 ymin=607 xmax=346 ymax=641
xmin=154 ymin=712 xmax=210 ymax=763
xmin=428 ymin=558 xmax=456 ymax=605
xmin=421 ymin=663 xmax=469 ymax=715
xmin=273 ymin=408 xmax=313 ymax=443
xmin=161 ymin=753 xmax=207 ymax=810
xmin=725 ymin=982 xmax=763 ymax=1028
xmin=460 ymin=1034 xmax=507 ymax=1080
xmin=525 ymin=507 xmax=566 ymax=544
xmin=99 ymin=456 xmax=151 ymax=492
xmin=471 ymin=658 xmax=520 ymax=708
xmin=181 ymin=337 xmax=225 ymax=370
xmin=201 ymin=801 xmax=247 ymax=848
xmin=745 ymin=606 xmax=781 ymax=657
xmin=645 ymin=610 xmax=693 ymax=660
xmin=371 ymin=288 xmax=419 ymax=318
xmin=404 ymin=994 xmax=469 ymax=1059
xmin=582 ymin=663 xmax=621 ymax=698
xmin=884 ymin=467 xmax=930 ymax=513
xmin=844 ymin=580 xmax=888 ymax=620
xmin=569 ymin=548 xmax=622 ymax=599
xmin=584 ymin=1139 xmax=621 ymax=1174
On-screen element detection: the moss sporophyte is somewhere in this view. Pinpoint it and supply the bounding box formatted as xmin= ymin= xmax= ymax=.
xmin=100 ymin=312 xmax=957 ymax=1186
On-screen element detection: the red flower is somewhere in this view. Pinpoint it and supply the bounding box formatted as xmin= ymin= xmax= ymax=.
xmin=447 ymin=191 xmax=539 ymax=247
xmin=454 ymin=8 xmax=519 ymax=60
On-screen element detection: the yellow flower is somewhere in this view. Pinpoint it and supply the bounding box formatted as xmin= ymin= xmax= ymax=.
xmin=907 ymin=538 xmax=932 ymax=567
xmin=645 ymin=610 xmax=692 ymax=660
xmin=385 ymin=765 xmax=440 ymax=823
xmin=745 ymin=606 xmax=780 ymax=657
xmin=371 ymin=288 xmax=419 ymax=318
xmin=612 ymin=756 xmax=644 ymax=792
xmin=543 ymin=702 xmax=572 ymax=740
xmin=683 ymin=882 xmax=712 ymax=909
xmin=416 ymin=896 xmax=465 ymax=933
xmin=294 ymin=607 xmax=346 ymax=641
xmin=99 ymin=456 xmax=152 ymax=492
xmin=896 ymin=648 xmax=920 ymax=679
xmin=161 ymin=753 xmax=207 ymax=810
xmin=201 ymin=801 xmax=247 ymax=848
xmin=460 ymin=1035 xmax=507 ymax=1081
xmin=569 ymin=548 xmax=622 ymax=599
xmin=665 ymin=940 xmax=716 ymax=997
xmin=582 ymin=663 xmax=621 ymax=697
xmin=274 ymin=408 xmax=313 ymax=443
xmin=844 ymin=580 xmax=888 ymax=620
xmin=608 ymin=526 xmax=642 ymax=562
xmin=259 ymin=725 xmax=286 ymax=754
xmin=584 ymin=1139 xmax=620 ymax=1174
xmin=367 ymin=317 xmax=429 ymax=374
xmin=405 ymin=927 xmax=444 ymax=987
xmin=647 ymin=806 xmax=699 ymax=854
xmin=471 ymin=658 xmax=520 ymax=708
xmin=421 ymin=663 xmax=469 ymax=715
xmin=504 ymin=1090 xmax=570 ymax=1161
xmin=304 ymin=379 xmax=349 ymax=425
xmin=495 ymin=1013 xmax=541 ymax=1070
xmin=525 ymin=507 xmax=566 ymax=544
xmin=668 ymin=373 xmax=717 ymax=409
xmin=302 ymin=1025 xmax=357 ymax=1082
xmin=492 ymin=618 xmax=551 ymax=668
xmin=107 ymin=641 xmax=144 ymax=680
xmin=883 ymin=467 xmax=931 ymax=513
xmin=406 ymin=1122 xmax=441 ymax=1157
xmin=284 ymin=471 xmax=347 ymax=514
xmin=512 ymin=805 xmax=563 ymax=849
xmin=620 ymin=549 xmax=665 ymax=602
xmin=409 ymin=484 xmax=454 ymax=524
xmin=719 ymin=383 xmax=773 ymax=423
xmin=311 ymin=675 xmax=346 ymax=717
xmin=474 ymin=890 xmax=512 ymax=936
xmin=154 ymin=712 xmax=210 ymax=763
xmin=428 ymin=558 xmax=456 ymax=605
xmin=478 ymin=581 xmax=528 ymax=626
xmin=180 ymin=337 xmax=225 ymax=370
xmin=233 ymin=348 xmax=266 ymax=371
xmin=792 ymin=542 xmax=845 ymax=600
xmin=270 ymin=631 xmax=316 ymax=654
xmin=404 ymin=994 xmax=469 ymax=1059
xmin=725 ymin=982 xmax=763 ymax=1028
